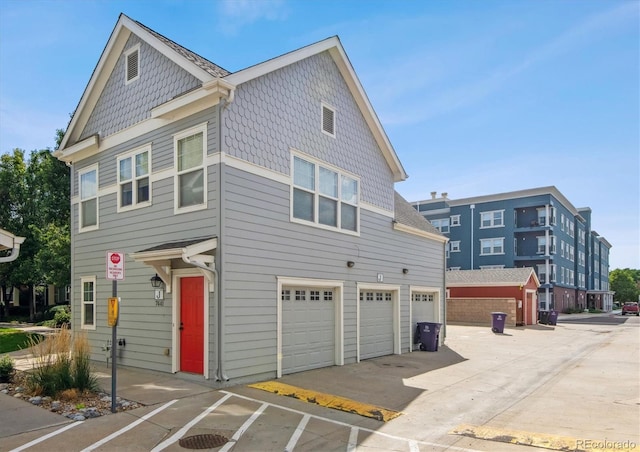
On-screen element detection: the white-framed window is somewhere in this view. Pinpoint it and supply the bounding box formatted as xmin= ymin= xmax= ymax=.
xmin=79 ymin=164 xmax=98 ymax=232
xmin=117 ymin=144 xmax=151 ymax=211
xmin=537 ymin=264 xmax=547 ymax=284
xmin=561 ymin=213 xmax=565 ymax=231
xmin=321 ymin=102 xmax=336 ymax=137
xmin=431 ymin=218 xmax=450 ymax=233
xmin=174 ymin=123 xmax=207 ymax=213
xmin=450 ymin=215 xmax=461 ymax=227
xmin=291 ymin=153 xmax=359 ymax=234
xmin=550 ymin=264 xmax=557 ymax=282
xmin=80 ymin=276 xmax=96 ymax=330
xmin=480 ymin=237 xmax=504 ymax=255
xmin=450 ymin=241 xmax=461 ymax=252
xmin=124 ymin=44 xmax=140 ymax=84
xmin=480 ymin=210 xmax=504 ymax=228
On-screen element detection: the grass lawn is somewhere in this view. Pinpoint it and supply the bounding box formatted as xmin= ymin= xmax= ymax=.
xmin=0 ymin=328 xmax=43 ymax=354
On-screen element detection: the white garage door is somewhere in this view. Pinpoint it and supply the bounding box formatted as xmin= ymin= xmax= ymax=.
xmin=359 ymin=290 xmax=394 ymax=360
xmin=282 ymin=287 xmax=335 ymax=375
xmin=412 ymin=292 xmax=436 ymax=350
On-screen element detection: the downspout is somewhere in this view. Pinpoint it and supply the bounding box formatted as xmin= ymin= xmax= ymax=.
xmin=470 ymin=204 xmax=475 ymax=269
xmin=216 ymin=99 xmax=229 ymax=382
xmin=442 ymin=239 xmax=448 ymax=344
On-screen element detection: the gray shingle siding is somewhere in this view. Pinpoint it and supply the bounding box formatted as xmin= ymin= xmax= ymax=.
xmin=80 ymin=34 xmax=202 ymax=141
xmin=224 ymin=51 xmax=395 ymax=211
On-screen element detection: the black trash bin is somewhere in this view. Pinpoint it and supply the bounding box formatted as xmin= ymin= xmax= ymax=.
xmin=539 ymin=310 xmax=550 ymax=324
xmin=548 ymin=310 xmax=558 ymax=325
xmin=415 ymin=322 xmax=441 ymax=351
xmin=491 ymin=312 xmax=507 ymax=333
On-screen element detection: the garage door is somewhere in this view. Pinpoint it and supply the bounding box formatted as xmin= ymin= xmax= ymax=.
xmin=412 ymin=292 xmax=436 ymax=350
xmin=282 ymin=287 xmax=335 ymax=374
xmin=359 ymin=290 xmax=394 ymax=360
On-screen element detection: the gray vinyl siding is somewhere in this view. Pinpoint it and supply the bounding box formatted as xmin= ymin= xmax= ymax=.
xmin=221 ymin=165 xmax=444 ymax=379
xmin=80 ymin=34 xmax=201 ymax=141
xmin=223 ymin=51 xmax=395 ymax=211
xmin=71 ymin=107 xmax=221 ymax=372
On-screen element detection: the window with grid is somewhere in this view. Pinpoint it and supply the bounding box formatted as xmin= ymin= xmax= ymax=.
xmin=480 ymin=237 xmax=504 ymax=255
xmin=175 ymin=125 xmax=206 ymax=212
xmin=480 ymin=210 xmax=504 ymax=228
xmin=292 ymin=155 xmax=359 ymax=233
xmin=118 ymin=146 xmax=150 ymax=210
xmin=81 ymin=276 xmax=96 ymax=329
xmin=79 ymin=165 xmax=98 ymax=231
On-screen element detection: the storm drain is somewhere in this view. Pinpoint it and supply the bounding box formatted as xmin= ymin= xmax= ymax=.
xmin=178 ymin=434 xmax=229 ymax=449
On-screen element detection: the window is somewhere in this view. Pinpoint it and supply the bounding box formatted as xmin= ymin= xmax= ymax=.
xmin=292 ymin=154 xmax=359 ymax=233
xmin=412 ymin=293 xmax=434 ymax=302
xmin=450 ymin=215 xmax=461 ymax=227
xmin=81 ymin=276 xmax=96 ymax=329
xmin=431 ymin=218 xmax=450 ymax=233
xmin=321 ymin=103 xmax=335 ymax=137
xmin=117 ymin=145 xmax=150 ymax=211
xmin=175 ymin=124 xmax=207 ymax=212
xmin=79 ymin=165 xmax=98 ymax=232
xmin=480 ymin=237 xmax=504 ymax=255
xmin=450 ymin=241 xmax=461 ymax=252
xmin=125 ymin=45 xmax=140 ymax=84
xmin=480 ymin=210 xmax=504 ymax=228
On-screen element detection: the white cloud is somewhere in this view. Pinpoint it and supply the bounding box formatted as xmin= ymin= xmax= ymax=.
xmin=217 ymin=0 xmax=289 ymax=35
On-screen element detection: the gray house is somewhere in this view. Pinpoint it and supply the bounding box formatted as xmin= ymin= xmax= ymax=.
xmin=55 ymin=14 xmax=447 ymax=384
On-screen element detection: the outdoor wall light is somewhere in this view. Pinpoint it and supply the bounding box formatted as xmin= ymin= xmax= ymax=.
xmin=402 ymin=268 xmax=409 ymax=274
xmin=150 ymin=274 xmax=164 ymax=289
xmin=347 ymin=261 xmax=355 ymax=268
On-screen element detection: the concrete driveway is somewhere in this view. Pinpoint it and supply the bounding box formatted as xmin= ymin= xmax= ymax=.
xmin=1 ymin=313 xmax=638 ymax=451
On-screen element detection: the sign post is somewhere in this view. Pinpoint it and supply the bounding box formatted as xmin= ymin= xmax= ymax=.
xmin=106 ymin=251 xmax=124 ymax=413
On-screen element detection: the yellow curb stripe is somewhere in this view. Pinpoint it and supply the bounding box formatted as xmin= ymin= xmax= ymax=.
xmin=247 ymin=381 xmax=401 ymax=422
xmin=450 ymin=424 xmax=638 ymax=452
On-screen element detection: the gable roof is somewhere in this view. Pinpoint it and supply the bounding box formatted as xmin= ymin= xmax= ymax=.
xmin=57 ymin=15 xmax=408 ymax=182
xmin=393 ymin=192 xmax=446 ymax=243
xmin=446 ymin=268 xmax=540 ymax=287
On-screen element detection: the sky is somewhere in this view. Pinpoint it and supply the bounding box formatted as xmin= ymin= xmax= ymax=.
xmin=0 ymin=0 xmax=638 ymax=269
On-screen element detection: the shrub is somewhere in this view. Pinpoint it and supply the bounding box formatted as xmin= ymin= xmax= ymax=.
xmin=53 ymin=307 xmax=71 ymax=327
xmin=72 ymin=332 xmax=98 ymax=392
xmin=0 ymin=355 xmax=15 ymax=383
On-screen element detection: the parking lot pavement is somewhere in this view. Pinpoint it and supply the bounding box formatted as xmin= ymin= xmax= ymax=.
xmin=1 ymin=315 xmax=638 ymax=451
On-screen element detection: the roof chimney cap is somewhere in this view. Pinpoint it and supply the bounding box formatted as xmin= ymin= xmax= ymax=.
xmin=430 ymin=191 xmax=437 ymax=199
xmin=441 ymin=192 xmax=448 ymax=199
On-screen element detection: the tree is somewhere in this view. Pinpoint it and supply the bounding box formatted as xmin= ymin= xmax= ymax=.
xmin=0 ymin=129 xmax=70 ymax=320
xmin=610 ymin=268 xmax=640 ymax=303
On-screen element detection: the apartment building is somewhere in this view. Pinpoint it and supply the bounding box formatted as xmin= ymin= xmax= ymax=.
xmin=412 ymin=187 xmax=613 ymax=312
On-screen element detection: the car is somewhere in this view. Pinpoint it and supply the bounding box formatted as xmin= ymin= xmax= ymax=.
xmin=621 ymin=302 xmax=639 ymax=316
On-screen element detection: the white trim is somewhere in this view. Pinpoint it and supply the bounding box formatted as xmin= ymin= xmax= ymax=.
xmin=479 ymin=209 xmax=505 ymax=229
xmin=78 ymin=164 xmax=99 ymax=233
xmin=393 ymin=222 xmax=448 ymax=243
xmin=80 ymin=275 xmax=97 ymax=330
xmin=479 ymin=237 xmax=505 ymax=255
xmin=174 ymin=122 xmax=208 ymax=214
xmin=222 ymin=153 xmax=290 ymax=185
xmin=116 ymin=143 xmax=152 ymax=213
xmin=356 ymin=283 xmax=401 ymax=362
xmin=124 ymin=44 xmax=141 ymax=85
xmin=171 ymin=270 xmax=210 ymax=378
xmin=276 ymin=277 xmax=344 ymax=378
xmin=360 ymin=201 xmax=394 ymax=218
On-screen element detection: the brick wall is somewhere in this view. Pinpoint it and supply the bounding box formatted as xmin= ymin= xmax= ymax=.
xmin=446 ymin=298 xmax=517 ymax=327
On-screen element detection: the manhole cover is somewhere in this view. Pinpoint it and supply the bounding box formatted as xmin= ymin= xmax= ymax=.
xmin=179 ymin=434 xmax=228 ymax=449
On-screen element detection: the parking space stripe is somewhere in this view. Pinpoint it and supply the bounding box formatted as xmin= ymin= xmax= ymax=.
xmin=285 ymin=414 xmax=310 ymax=452
xmin=150 ymin=392 xmax=232 ymax=452
xmin=248 ymin=381 xmax=401 ymax=421
xmin=10 ymin=421 xmax=84 ymax=452
xmin=347 ymin=426 xmax=359 ymax=452
xmin=81 ymin=399 xmax=178 ymax=452
xmin=219 ymin=402 xmax=268 ymax=452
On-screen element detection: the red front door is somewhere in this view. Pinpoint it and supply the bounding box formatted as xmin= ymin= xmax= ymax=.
xmin=180 ymin=276 xmax=204 ymax=374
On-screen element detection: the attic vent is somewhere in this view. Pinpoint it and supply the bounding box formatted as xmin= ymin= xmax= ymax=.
xmin=125 ymin=46 xmax=140 ymax=84
xmin=322 ymin=103 xmax=335 ymax=137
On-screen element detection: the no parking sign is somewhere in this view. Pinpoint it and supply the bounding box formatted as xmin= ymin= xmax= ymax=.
xmin=106 ymin=251 xmax=125 ymax=280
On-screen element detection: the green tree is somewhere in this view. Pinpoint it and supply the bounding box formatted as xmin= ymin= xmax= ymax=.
xmin=610 ymin=268 xmax=640 ymax=303
xmin=1 ymin=130 xmax=70 ymax=320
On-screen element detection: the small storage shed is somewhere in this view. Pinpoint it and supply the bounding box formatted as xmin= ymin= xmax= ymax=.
xmin=446 ymin=268 xmax=539 ymax=326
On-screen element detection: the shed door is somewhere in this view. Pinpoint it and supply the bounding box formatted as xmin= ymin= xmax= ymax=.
xmin=282 ymin=287 xmax=335 ymax=375
xmin=180 ymin=276 xmax=204 ymax=374
xmin=360 ymin=290 xmax=394 ymax=360
xmin=411 ymin=292 xmax=436 ymax=350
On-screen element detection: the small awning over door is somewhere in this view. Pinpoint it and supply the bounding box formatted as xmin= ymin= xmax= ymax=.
xmin=130 ymin=237 xmax=217 ymax=292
